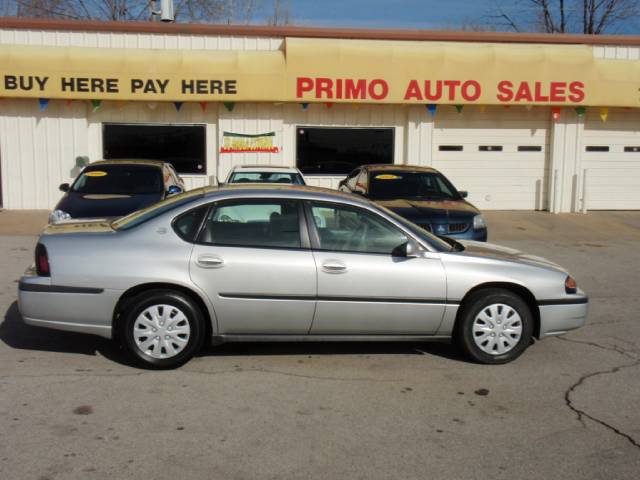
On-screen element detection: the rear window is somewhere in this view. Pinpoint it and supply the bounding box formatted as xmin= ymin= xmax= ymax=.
xmin=228 ymin=172 xmax=305 ymax=185
xmin=72 ymin=164 xmax=163 ymax=195
xmin=112 ymin=189 xmax=204 ymax=231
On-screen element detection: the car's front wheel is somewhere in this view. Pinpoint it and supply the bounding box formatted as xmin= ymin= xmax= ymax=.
xmin=121 ymin=289 xmax=206 ymax=369
xmin=455 ymin=288 xmax=534 ymax=364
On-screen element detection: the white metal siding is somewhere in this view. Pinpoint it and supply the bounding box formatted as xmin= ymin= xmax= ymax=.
xmin=0 ymin=99 xmax=89 ymax=209
xmin=582 ymin=108 xmax=640 ymax=210
xmin=0 ymin=28 xmax=283 ymax=51
xmin=432 ymin=106 xmax=551 ymax=210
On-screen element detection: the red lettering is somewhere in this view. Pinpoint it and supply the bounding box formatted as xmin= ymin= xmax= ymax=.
xmin=404 ymin=80 xmax=423 ymax=100
xmin=549 ymin=82 xmax=566 ymax=102
xmin=315 ymin=78 xmax=333 ymax=99
xmin=534 ymin=82 xmax=549 ymax=102
xmin=296 ymin=77 xmax=313 ymax=98
xmin=425 ymin=80 xmax=442 ymax=101
xmin=347 ymin=79 xmax=368 ymax=100
xmin=461 ymin=80 xmax=481 ymax=101
xmin=496 ymin=81 xmax=513 ymax=102
xmin=443 ymin=80 xmax=461 ymax=101
xmin=514 ymin=82 xmax=533 ymax=102
xmin=336 ymin=78 xmax=343 ymax=99
xmin=568 ymin=81 xmax=585 ymax=103
xmin=368 ymin=79 xmax=388 ymax=100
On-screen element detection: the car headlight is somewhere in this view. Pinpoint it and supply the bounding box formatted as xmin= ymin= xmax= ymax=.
xmin=473 ymin=214 xmax=486 ymax=230
xmin=48 ymin=209 xmax=71 ymax=224
xmin=565 ymin=276 xmax=577 ymax=294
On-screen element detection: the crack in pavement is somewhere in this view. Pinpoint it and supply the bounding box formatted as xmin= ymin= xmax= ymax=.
xmin=557 ymin=336 xmax=640 ymax=449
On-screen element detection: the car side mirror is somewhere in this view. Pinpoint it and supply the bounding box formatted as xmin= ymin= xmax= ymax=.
xmin=59 ymin=183 xmax=70 ymax=192
xmin=392 ymin=239 xmax=420 ymax=258
xmin=459 ymin=190 xmax=468 ymax=198
xmin=167 ymin=185 xmax=183 ymax=196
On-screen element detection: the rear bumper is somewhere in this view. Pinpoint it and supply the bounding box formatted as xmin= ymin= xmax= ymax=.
xmin=18 ymin=277 xmax=118 ymax=339
xmin=538 ymin=297 xmax=589 ymax=338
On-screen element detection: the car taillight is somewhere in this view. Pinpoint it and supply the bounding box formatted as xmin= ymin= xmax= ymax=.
xmin=565 ymin=276 xmax=577 ymax=294
xmin=35 ymin=243 xmax=50 ymax=277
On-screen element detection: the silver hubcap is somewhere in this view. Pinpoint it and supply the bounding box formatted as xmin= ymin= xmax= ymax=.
xmin=133 ymin=304 xmax=191 ymax=359
xmin=472 ymin=303 xmax=522 ymax=355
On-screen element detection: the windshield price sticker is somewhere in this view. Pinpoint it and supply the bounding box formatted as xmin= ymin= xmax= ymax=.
xmin=84 ymin=171 xmax=107 ymax=177
xmin=376 ymin=174 xmax=401 ymax=180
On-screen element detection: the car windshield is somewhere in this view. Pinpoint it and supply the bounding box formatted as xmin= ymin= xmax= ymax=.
xmin=111 ymin=188 xmax=205 ymax=231
xmin=72 ymin=165 xmax=164 ymax=195
xmin=374 ymin=204 xmax=456 ymax=252
xmin=228 ymin=172 xmax=305 ymax=185
xmin=368 ymin=171 xmax=461 ymax=201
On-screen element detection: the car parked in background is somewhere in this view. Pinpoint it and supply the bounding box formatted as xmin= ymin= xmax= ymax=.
xmin=49 ymin=160 xmax=185 ymax=224
xmin=20 ymin=185 xmax=587 ymax=369
xmin=339 ymin=165 xmax=487 ymax=241
xmin=224 ymin=165 xmax=306 ymax=185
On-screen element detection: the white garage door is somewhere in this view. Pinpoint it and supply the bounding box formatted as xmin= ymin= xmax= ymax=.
xmin=582 ymin=109 xmax=640 ymax=210
xmin=432 ymin=106 xmax=550 ymax=210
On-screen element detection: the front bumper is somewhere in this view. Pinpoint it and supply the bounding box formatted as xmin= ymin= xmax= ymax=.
xmin=538 ymin=296 xmax=589 ymax=338
xmin=444 ymin=227 xmax=488 ymax=242
xmin=18 ymin=276 xmax=118 ymax=339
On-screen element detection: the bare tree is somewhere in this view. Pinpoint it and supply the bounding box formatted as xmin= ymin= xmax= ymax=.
xmin=269 ymin=0 xmax=289 ymax=26
xmin=8 ymin=0 xmax=259 ymax=23
xmin=490 ymin=0 xmax=639 ymax=34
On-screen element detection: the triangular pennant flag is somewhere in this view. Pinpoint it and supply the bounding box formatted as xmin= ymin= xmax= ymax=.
xmin=525 ymin=104 xmax=533 ymax=111
xmin=116 ymin=101 xmax=129 ymax=111
xmin=426 ymin=104 xmax=437 ymax=116
xmin=551 ymin=106 xmax=561 ymax=121
xmin=199 ymin=101 xmax=208 ymax=112
xmin=503 ymin=105 xmax=511 ymax=109
xmin=325 ymin=102 xmax=333 ymax=109
xmin=91 ymin=99 xmax=101 ymax=112
xmin=301 ymin=103 xmax=309 ymax=110
xmin=65 ymin=99 xmax=73 ymax=108
xmin=38 ymin=98 xmax=49 ymax=112
xmin=223 ymin=102 xmax=235 ymax=112
xmin=599 ymin=107 xmax=609 ymax=122
xmin=147 ymin=102 xmax=158 ymax=111
xmin=478 ymin=105 xmax=486 ymax=113
xmin=174 ymin=101 xmax=183 ymax=112
xmin=455 ymin=105 xmax=464 ymax=114
xmin=575 ymin=106 xmax=586 ymax=117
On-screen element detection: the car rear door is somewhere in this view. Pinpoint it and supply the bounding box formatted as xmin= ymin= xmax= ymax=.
xmin=189 ymin=198 xmax=316 ymax=334
xmin=306 ymin=201 xmax=447 ymax=334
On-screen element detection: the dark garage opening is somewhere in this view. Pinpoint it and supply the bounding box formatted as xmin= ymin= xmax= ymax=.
xmin=103 ymin=124 xmax=206 ymax=174
xmin=296 ymin=127 xmax=394 ymax=175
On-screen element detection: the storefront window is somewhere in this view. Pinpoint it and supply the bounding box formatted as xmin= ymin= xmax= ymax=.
xmin=103 ymin=124 xmax=206 ymax=174
xmin=296 ymin=127 xmax=394 ymax=175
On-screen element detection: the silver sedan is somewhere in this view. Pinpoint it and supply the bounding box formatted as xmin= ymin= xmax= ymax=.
xmin=18 ymin=185 xmax=588 ymax=369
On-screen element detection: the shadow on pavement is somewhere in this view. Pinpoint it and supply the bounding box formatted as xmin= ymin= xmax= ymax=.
xmin=1 ymin=301 xmax=467 ymax=366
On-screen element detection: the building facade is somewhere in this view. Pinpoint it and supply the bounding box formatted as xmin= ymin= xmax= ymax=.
xmin=1 ymin=18 xmax=639 ymax=212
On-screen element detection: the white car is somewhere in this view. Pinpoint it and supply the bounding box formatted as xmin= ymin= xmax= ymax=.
xmin=224 ymin=165 xmax=306 ymax=185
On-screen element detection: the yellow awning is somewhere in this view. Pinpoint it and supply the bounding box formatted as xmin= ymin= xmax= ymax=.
xmin=1 ymin=38 xmax=639 ymax=106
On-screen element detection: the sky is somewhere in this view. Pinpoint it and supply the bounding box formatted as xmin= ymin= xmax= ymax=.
xmin=253 ymin=0 xmax=494 ymax=30
xmin=250 ymin=0 xmax=639 ymax=33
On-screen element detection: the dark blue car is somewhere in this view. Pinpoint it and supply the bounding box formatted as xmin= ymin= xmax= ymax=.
xmin=49 ymin=160 xmax=185 ymax=224
xmin=338 ymin=165 xmax=487 ymax=241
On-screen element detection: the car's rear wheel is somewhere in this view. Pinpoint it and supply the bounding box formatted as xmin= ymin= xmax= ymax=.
xmin=455 ymin=288 xmax=533 ymax=364
xmin=121 ymin=289 xmax=206 ymax=369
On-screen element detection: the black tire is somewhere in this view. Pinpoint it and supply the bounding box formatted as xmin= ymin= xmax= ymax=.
xmin=455 ymin=288 xmax=534 ymax=365
xmin=120 ymin=289 xmax=206 ymax=369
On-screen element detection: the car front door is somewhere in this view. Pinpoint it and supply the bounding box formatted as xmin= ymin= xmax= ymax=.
xmin=306 ymin=201 xmax=447 ymax=334
xmin=189 ymin=198 xmax=316 ymax=334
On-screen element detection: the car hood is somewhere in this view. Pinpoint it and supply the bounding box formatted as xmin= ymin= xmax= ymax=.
xmin=375 ymin=198 xmax=479 ymax=222
xmin=458 ymin=240 xmax=568 ymax=274
xmin=55 ymin=192 xmax=164 ymax=219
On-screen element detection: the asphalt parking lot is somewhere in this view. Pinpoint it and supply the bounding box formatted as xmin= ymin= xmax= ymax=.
xmin=1 ymin=210 xmax=639 ymax=480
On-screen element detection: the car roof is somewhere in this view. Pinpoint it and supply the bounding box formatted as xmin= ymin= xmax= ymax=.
xmin=230 ymin=165 xmax=301 ymax=173
xmin=362 ymin=164 xmax=439 ymax=174
xmin=199 ymin=183 xmax=370 ymax=205
xmin=88 ymin=159 xmax=166 ymax=168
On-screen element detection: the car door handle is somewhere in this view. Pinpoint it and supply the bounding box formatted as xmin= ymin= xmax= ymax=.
xmin=196 ymin=255 xmax=224 ymax=268
xmin=321 ymin=261 xmax=348 ymax=274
